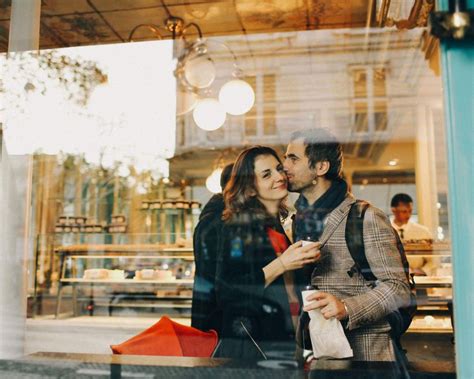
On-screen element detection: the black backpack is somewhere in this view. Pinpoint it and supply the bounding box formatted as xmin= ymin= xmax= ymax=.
xmin=345 ymin=200 xmax=417 ymax=344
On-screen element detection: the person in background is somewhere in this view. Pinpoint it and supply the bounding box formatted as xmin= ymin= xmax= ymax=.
xmin=284 ymin=128 xmax=411 ymax=361
xmin=391 ymin=193 xmax=435 ymax=276
xmin=214 ymin=146 xmax=320 ymax=360
xmin=191 ymin=163 xmax=234 ymax=333
xmin=390 ymin=193 xmax=433 ymax=241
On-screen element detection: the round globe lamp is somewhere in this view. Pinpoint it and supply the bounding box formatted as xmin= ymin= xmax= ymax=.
xmin=193 ymin=98 xmax=226 ymax=131
xmin=206 ymin=168 xmax=223 ymax=194
xmin=218 ymin=79 xmax=255 ymax=115
xmin=184 ymin=55 xmax=216 ymax=89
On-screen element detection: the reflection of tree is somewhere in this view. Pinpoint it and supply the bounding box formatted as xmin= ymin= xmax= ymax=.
xmin=1 ymin=50 xmax=107 ymax=108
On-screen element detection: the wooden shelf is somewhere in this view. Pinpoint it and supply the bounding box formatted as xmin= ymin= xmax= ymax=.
xmin=67 ymin=255 xmax=194 ymax=260
xmin=93 ymin=302 xmax=192 ymax=309
xmin=413 ymin=276 xmax=452 ymax=288
xmin=408 ymin=315 xmax=453 ymax=333
xmin=406 ymin=252 xmax=451 ymax=257
xmin=55 ymin=244 xmax=193 ymax=254
xmin=404 ymin=242 xmax=451 ymax=253
xmin=60 ymin=278 xmax=193 ymax=285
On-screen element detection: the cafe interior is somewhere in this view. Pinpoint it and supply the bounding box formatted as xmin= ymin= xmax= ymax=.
xmin=0 ymin=0 xmax=466 ymax=377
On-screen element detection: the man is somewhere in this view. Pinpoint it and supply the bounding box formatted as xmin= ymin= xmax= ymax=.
xmin=390 ymin=193 xmax=433 ymax=241
xmin=283 ymin=129 xmax=411 ymax=361
xmin=191 ymin=163 xmax=233 ymax=333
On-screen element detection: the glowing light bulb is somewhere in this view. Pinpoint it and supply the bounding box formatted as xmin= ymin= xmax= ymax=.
xmin=218 ymin=79 xmax=255 ymax=115
xmin=206 ymin=168 xmax=223 ymax=194
xmin=193 ymin=98 xmax=226 ymax=131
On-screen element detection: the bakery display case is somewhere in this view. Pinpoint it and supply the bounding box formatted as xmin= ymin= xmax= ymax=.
xmin=405 ymin=242 xmax=453 ymax=333
xmin=33 ymin=197 xmax=201 ymax=318
xmin=54 ymin=243 xmax=195 ymax=318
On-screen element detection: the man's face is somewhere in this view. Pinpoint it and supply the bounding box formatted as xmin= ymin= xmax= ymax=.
xmin=391 ymin=202 xmax=413 ymax=224
xmin=283 ymin=138 xmax=315 ymax=193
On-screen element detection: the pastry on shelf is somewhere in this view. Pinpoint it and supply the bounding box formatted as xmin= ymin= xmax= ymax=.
xmin=75 ymin=216 xmax=87 ymax=225
xmin=83 ymin=269 xmax=109 ymax=280
xmin=111 ymin=215 xmax=126 ymax=224
xmin=58 ymin=216 xmax=68 ymax=225
xmin=411 ymin=315 xmax=452 ymax=330
xmin=107 ymin=225 xmax=127 ymax=233
xmin=155 ymin=269 xmax=174 ymax=280
xmin=404 ymin=240 xmax=434 ymax=251
xmin=134 ymin=269 xmax=154 ymax=280
xmin=107 ymin=269 xmax=125 ymax=280
xmin=178 ymin=289 xmax=193 ymax=297
xmin=150 ymin=202 xmax=161 ymax=209
xmin=175 ymin=200 xmax=186 ymax=209
xmin=162 ymin=200 xmax=175 ymax=209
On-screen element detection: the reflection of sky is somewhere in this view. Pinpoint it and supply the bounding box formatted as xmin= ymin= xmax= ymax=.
xmin=1 ymin=40 xmax=176 ymax=177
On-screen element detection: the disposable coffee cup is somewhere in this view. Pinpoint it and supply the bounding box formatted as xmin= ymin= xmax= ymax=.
xmin=302 ymin=237 xmax=319 ymax=247
xmin=302 ymin=290 xmax=318 ymax=308
xmin=302 ymin=285 xmax=319 ymax=308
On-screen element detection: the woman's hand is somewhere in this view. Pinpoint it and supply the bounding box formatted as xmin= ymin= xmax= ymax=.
xmin=263 ymin=241 xmax=321 ymax=287
xmin=278 ymin=240 xmax=321 ymax=271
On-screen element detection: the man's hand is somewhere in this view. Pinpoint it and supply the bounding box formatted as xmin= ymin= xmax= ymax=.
xmin=303 ymin=291 xmax=348 ymax=321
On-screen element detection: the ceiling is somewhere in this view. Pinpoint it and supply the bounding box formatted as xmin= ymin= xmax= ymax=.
xmin=0 ymin=0 xmax=370 ymax=52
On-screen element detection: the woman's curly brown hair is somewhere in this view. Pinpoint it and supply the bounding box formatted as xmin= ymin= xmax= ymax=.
xmin=222 ymin=146 xmax=288 ymax=222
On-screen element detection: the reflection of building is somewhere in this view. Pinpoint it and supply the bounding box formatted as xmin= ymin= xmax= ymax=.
xmin=170 ymin=28 xmax=443 ymax=234
xmin=2 ymin=1 xmax=470 ymax=369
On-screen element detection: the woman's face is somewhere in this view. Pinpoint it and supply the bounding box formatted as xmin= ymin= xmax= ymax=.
xmin=253 ymin=154 xmax=288 ymax=203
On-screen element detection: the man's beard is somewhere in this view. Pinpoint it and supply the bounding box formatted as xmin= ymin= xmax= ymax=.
xmin=288 ymin=180 xmax=311 ymax=193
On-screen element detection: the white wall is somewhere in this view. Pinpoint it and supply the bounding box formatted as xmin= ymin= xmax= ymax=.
xmin=0 ymin=143 xmax=30 ymax=358
xmin=0 ymin=0 xmax=41 ymax=359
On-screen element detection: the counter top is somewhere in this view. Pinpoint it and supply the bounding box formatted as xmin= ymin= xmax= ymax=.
xmin=15 ymin=351 xmax=455 ymax=378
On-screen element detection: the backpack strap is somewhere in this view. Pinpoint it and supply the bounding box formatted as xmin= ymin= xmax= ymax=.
xmin=345 ymin=200 xmax=377 ymax=282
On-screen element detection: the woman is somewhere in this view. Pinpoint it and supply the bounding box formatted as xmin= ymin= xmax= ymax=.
xmin=214 ymin=146 xmax=320 ymax=360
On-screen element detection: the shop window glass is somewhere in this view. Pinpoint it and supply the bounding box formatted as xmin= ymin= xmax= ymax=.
xmin=0 ymin=9 xmax=456 ymax=375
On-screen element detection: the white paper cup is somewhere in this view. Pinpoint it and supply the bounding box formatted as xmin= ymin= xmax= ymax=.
xmin=301 ymin=289 xmax=318 ymax=308
xmin=302 ymin=240 xmax=318 ymax=247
